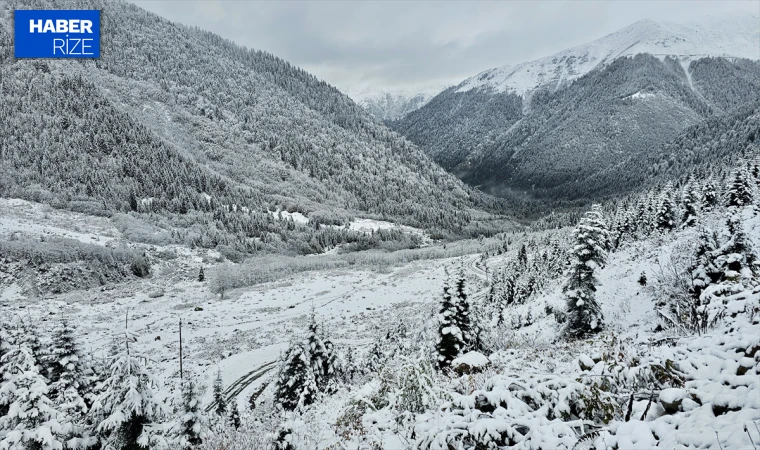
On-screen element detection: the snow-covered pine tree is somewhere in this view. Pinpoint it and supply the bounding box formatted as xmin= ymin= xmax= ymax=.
xmin=212 ymin=368 xmax=227 ymax=417
xmin=343 ymin=346 xmax=357 ymax=383
xmin=321 ymin=340 xmax=340 ymax=394
xmin=227 ymin=401 xmax=241 ymax=430
xmin=273 ymin=343 xmax=317 ymax=412
xmin=655 ymin=186 xmax=676 ymax=231
xmin=690 ymin=228 xmax=721 ymax=304
xmin=365 ymin=340 xmax=384 ymax=374
xmin=454 ymin=271 xmax=478 ymax=351
xmin=19 ymin=318 xmax=45 ymax=374
xmin=172 ymin=375 xmax=209 ymax=448
xmin=89 ymin=327 xmax=168 ymax=450
xmin=435 ymin=281 xmax=464 ymax=369
xmin=47 ymin=320 xmax=94 ymax=413
xmin=612 ymin=208 xmax=630 ymax=249
xmin=681 ymin=180 xmax=699 ymax=228
xmin=701 ymin=178 xmax=719 ymax=211
xmin=517 ymin=244 xmax=528 ymax=267
xmin=0 ymin=344 xmax=71 ymax=450
xmin=719 ymin=214 xmax=755 ymax=279
xmin=726 ymin=169 xmax=753 ymax=208
xmin=305 ymin=309 xmax=328 ymax=390
xmin=562 ymin=206 xmax=609 ymax=339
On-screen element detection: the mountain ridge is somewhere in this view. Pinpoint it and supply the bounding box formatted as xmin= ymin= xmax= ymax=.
xmin=456 ymin=12 xmax=760 ymax=96
xmin=390 ymin=13 xmax=760 ymax=208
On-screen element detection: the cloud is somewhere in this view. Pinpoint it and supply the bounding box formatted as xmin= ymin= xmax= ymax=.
xmin=131 ymin=0 xmax=759 ymax=92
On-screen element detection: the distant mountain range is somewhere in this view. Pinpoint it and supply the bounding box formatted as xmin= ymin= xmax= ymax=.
xmin=345 ymin=84 xmax=449 ymax=121
xmin=390 ymin=13 xmax=760 ymax=204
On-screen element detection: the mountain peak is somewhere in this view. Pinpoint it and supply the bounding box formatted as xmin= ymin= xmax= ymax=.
xmin=456 ymin=12 xmax=760 ymax=96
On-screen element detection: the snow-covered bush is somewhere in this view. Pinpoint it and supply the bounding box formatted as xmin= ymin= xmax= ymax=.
xmin=414 ymin=373 xmax=607 ymax=449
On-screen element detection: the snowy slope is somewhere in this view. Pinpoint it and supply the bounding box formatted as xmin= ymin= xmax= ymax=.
xmin=346 ymin=84 xmax=450 ymax=120
xmin=457 ymin=12 xmax=760 ymax=96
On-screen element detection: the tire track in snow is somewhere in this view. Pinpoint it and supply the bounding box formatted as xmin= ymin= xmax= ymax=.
xmin=205 ymin=361 xmax=276 ymax=412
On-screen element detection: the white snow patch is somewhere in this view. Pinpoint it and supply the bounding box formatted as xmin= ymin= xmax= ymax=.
xmin=451 ymin=351 xmax=489 ymax=369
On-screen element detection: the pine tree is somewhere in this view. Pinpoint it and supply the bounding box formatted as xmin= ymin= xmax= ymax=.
xmin=172 ymin=376 xmax=209 ymax=448
xmin=720 ymin=214 xmax=755 ymax=279
xmin=435 ymin=282 xmax=464 ymax=369
xmin=305 ymin=310 xmax=328 ymax=390
xmin=690 ymin=228 xmax=721 ymax=303
xmin=726 ymin=169 xmax=753 ymax=208
xmin=212 ymin=368 xmax=227 ymax=417
xmin=517 ymin=244 xmax=528 ymax=267
xmin=563 ymin=206 xmax=608 ymax=339
xmin=343 ymin=346 xmax=356 ymax=383
xmin=655 ymin=186 xmax=676 ymax=231
xmin=273 ymin=343 xmax=317 ymax=412
xmin=681 ymin=181 xmax=699 ymax=228
xmin=89 ymin=327 xmax=168 ymax=450
xmin=197 ymin=266 xmax=205 ymax=282
xmin=0 ymin=345 xmax=70 ymax=450
xmin=701 ymin=178 xmax=718 ymax=211
xmin=453 ymin=272 xmax=476 ymax=351
xmin=365 ymin=340 xmax=384 ymax=374
xmin=48 ymin=320 xmax=94 ymax=412
xmin=321 ymin=340 xmax=340 ymax=394
xmin=227 ymin=401 xmax=241 ymax=430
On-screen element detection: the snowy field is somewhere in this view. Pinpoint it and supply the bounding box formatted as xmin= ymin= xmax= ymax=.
xmin=0 ymin=198 xmax=481 ymax=411
xmin=2 ymin=198 xmax=760 ymax=449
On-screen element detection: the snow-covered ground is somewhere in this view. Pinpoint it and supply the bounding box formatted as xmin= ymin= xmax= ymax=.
xmin=3 ymin=197 xmax=760 ymax=449
xmin=0 ymin=198 xmax=120 ymax=246
xmin=0 ymin=199 xmax=473 ymax=411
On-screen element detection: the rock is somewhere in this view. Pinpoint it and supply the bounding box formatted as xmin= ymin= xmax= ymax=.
xmin=737 ymin=357 xmax=754 ymax=375
xmin=578 ymin=354 xmax=595 ymax=371
xmin=194 ymin=306 xmax=204 ymax=311
xmin=148 ymin=290 xmax=164 ymax=298
xmin=155 ymin=336 xmax=161 ymax=341
xmin=658 ymin=388 xmax=686 ymax=414
xmin=712 ymin=392 xmax=741 ymax=416
xmin=452 ymin=351 xmax=490 ymax=376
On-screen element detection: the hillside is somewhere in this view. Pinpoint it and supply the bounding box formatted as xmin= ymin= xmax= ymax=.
xmin=390 ymin=14 xmax=760 ymax=206
xmin=0 ymin=0 xmax=509 ymax=256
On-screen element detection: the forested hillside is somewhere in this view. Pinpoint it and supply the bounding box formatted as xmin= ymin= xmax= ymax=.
xmin=0 ymin=0 xmax=510 ymax=256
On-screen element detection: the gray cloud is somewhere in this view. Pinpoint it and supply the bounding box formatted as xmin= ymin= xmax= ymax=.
xmin=131 ymin=0 xmax=759 ymax=92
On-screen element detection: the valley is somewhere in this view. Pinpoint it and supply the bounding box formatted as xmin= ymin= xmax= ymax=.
xmin=1 ymin=1 xmax=759 ymax=450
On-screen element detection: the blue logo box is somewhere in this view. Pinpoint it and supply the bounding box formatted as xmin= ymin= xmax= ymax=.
xmin=14 ymin=10 xmax=100 ymax=58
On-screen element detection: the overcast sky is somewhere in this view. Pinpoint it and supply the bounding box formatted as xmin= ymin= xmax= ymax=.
xmin=132 ymin=0 xmax=759 ymax=93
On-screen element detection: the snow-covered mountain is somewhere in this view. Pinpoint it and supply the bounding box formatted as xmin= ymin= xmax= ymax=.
xmin=346 ymin=84 xmax=449 ymax=120
xmin=391 ymin=12 xmax=760 ymax=205
xmin=457 ymin=12 xmax=760 ymax=96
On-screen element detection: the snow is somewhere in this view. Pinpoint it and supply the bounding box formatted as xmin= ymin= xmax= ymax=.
xmin=626 ymin=91 xmax=657 ymax=100
xmin=456 ymin=12 xmax=760 ymax=96
xmin=0 ymin=198 xmax=120 ymax=246
xmin=0 ymin=205 xmax=466 ymax=410
xmin=348 ymin=218 xmax=422 ymax=235
xmin=451 ymin=351 xmax=489 ymax=369
xmin=269 ymin=209 xmax=309 ymax=225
